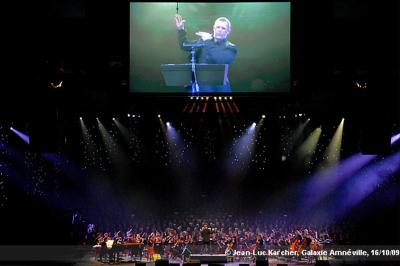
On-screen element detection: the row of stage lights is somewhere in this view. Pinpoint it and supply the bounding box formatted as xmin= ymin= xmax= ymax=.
xmin=79 ymin=115 xmax=142 ymax=120
xmin=77 ymin=114 xmax=313 ymax=121
xmin=78 ymin=114 xmax=267 ymax=121
xmin=189 ymin=96 xmax=233 ymax=101
xmin=278 ymin=114 xmax=307 ymax=119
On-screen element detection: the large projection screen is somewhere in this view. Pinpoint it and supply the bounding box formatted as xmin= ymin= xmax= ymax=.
xmin=129 ymin=2 xmax=290 ymax=94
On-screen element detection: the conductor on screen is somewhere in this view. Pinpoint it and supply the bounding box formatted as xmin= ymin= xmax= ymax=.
xmin=175 ymin=14 xmax=237 ymax=93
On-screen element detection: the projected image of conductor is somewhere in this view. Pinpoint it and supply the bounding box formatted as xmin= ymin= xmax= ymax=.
xmin=175 ymin=14 xmax=237 ymax=93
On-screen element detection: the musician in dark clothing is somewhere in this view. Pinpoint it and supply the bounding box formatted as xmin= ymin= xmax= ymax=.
xmin=154 ymin=232 xmax=164 ymax=255
xmin=98 ymin=233 xmax=109 ymax=262
xmin=200 ymin=223 xmax=212 ymax=253
xmin=297 ymin=229 xmax=312 ymax=255
xmin=255 ymin=234 xmax=264 ymax=251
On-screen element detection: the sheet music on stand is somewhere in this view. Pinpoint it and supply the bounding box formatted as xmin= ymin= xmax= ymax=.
xmin=106 ymin=240 xmax=114 ymax=249
xmin=160 ymin=64 xmax=228 ymax=88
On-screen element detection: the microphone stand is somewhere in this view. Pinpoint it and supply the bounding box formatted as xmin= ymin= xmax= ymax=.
xmin=183 ymin=42 xmax=204 ymax=94
xmin=181 ymin=243 xmax=191 ymax=262
xmin=190 ymin=46 xmax=199 ymax=93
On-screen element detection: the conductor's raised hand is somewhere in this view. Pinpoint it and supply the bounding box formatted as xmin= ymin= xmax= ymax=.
xmin=175 ymin=14 xmax=186 ymax=30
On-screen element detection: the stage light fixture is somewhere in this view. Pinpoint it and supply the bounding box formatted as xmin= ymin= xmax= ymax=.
xmin=218 ymin=96 xmax=222 ymax=100
xmin=224 ymin=96 xmax=227 ymax=100
xmin=79 ymin=117 xmax=83 ymax=120
xmin=127 ymin=114 xmax=131 ymax=117
xmin=158 ymin=114 xmax=161 ymax=118
xmin=229 ymin=96 xmax=233 ymax=100
xmin=213 ymin=97 xmax=217 ymax=101
xmin=262 ymin=115 xmax=266 ymax=119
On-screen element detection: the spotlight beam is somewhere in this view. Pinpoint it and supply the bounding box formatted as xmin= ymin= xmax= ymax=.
xmin=10 ymin=127 xmax=30 ymax=145
xmin=326 ymin=151 xmax=400 ymax=221
xmin=320 ymin=118 xmax=344 ymax=169
xmin=226 ymin=123 xmax=257 ymax=178
xmin=97 ymin=119 xmax=129 ymax=164
xmin=296 ymin=127 xmax=322 ymax=167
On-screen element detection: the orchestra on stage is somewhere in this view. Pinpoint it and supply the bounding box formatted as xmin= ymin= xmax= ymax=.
xmin=91 ymin=220 xmax=333 ymax=263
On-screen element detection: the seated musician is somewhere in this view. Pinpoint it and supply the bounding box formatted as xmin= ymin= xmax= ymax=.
xmin=148 ymin=232 xmax=155 ymax=246
xmin=297 ymin=229 xmax=312 ymax=254
xmin=126 ymin=228 xmax=133 ymax=242
xmin=225 ymin=236 xmax=235 ymax=260
xmin=133 ymin=234 xmax=144 ymax=261
xmin=154 ymin=232 xmax=164 ymax=257
xmin=185 ymin=233 xmax=193 ymax=245
xmin=285 ymin=233 xmax=293 ymax=246
xmin=99 ymin=232 xmax=111 ymax=262
xmin=112 ymin=231 xmax=124 ymax=262
xmin=289 ymin=230 xmax=302 ymax=252
xmin=310 ymin=237 xmax=321 ymax=251
xmin=93 ymin=233 xmax=104 ymax=262
xmin=94 ymin=232 xmax=104 ymax=246
xmin=255 ymin=234 xmax=264 ymax=251
xmin=237 ymin=237 xmax=246 ymax=252
xmin=114 ymin=231 xmax=123 ymax=244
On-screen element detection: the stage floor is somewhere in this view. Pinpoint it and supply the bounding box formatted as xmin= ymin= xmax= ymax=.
xmin=67 ymin=250 xmax=358 ymax=266
xmin=74 ymin=255 xmax=333 ymax=266
xmin=76 ymin=260 xmax=315 ymax=266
